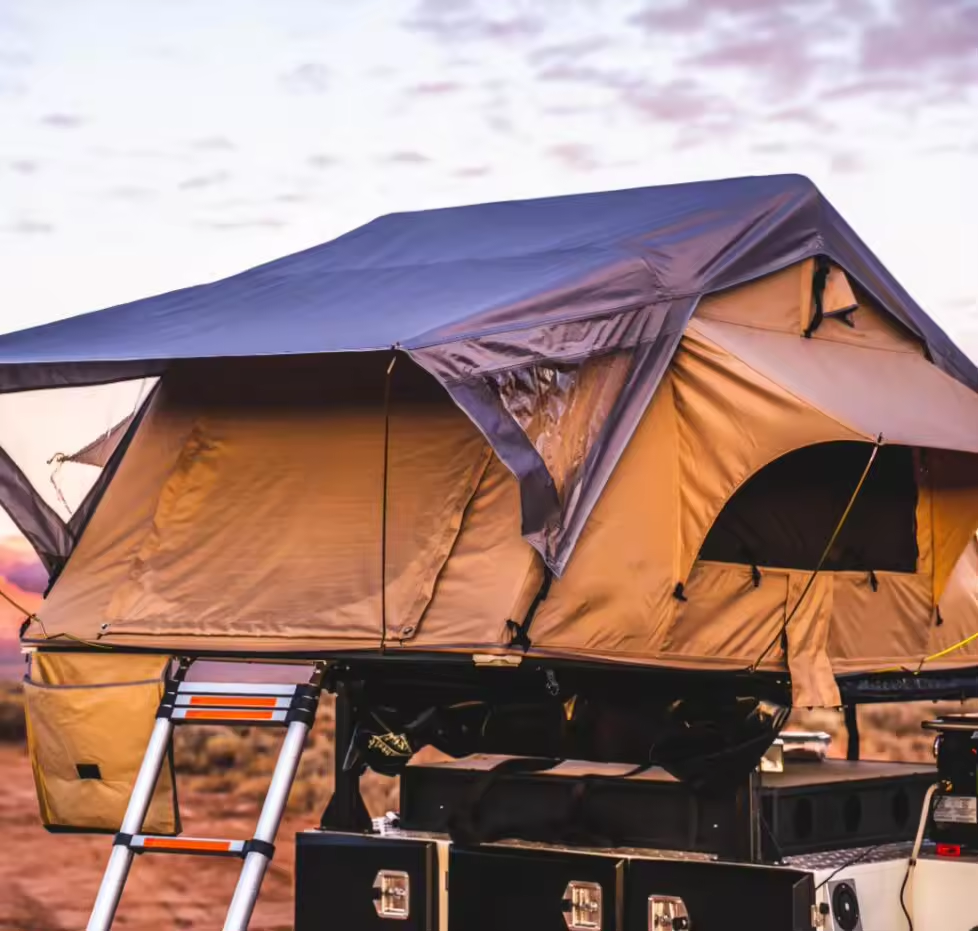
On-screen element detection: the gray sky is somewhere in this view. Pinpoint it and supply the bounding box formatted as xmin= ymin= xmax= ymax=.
xmin=0 ymin=0 xmax=976 ymax=538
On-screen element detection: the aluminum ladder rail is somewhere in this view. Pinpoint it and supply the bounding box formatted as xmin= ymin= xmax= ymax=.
xmin=87 ymin=665 xmax=324 ymax=931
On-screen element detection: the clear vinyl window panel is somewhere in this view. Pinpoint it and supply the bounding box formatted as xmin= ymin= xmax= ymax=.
xmin=488 ymin=350 xmax=633 ymax=503
xmin=0 ymin=378 xmax=155 ymax=534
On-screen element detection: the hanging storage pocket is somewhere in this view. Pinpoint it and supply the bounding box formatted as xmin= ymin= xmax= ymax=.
xmin=23 ymin=652 xmax=180 ymax=834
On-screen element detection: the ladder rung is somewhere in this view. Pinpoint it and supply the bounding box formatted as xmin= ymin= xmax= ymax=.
xmin=130 ymin=835 xmax=246 ymax=857
xmin=175 ymin=694 xmax=293 ymax=709
xmin=171 ymin=707 xmax=289 ymax=724
xmin=176 ymin=682 xmax=298 ymax=697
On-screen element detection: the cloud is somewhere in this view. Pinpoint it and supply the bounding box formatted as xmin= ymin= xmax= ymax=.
xmin=859 ymin=0 xmax=978 ymax=80
xmin=405 ymin=0 xmax=544 ymax=43
xmin=0 ymin=537 xmax=46 ymax=596
xmin=178 ymin=170 xmax=231 ymax=191
xmin=528 ymin=37 xmax=615 ymax=64
xmin=8 ymin=159 xmax=38 ymax=175
xmin=684 ymin=32 xmax=828 ymax=98
xmin=106 ymin=185 xmax=155 ymax=201
xmin=630 ymin=1 xmax=869 ymax=101
xmin=0 ymin=49 xmax=32 ymax=69
xmin=820 ymin=76 xmax=917 ymax=102
xmin=769 ymin=105 xmax=835 ymax=133
xmin=536 ymin=63 xmax=635 ymax=92
xmin=197 ymin=217 xmax=288 ymax=231
xmin=408 ymin=81 xmax=463 ymax=96
xmin=280 ymin=62 xmax=331 ymax=94
xmin=454 ymin=165 xmax=491 ymax=177
xmin=191 ymin=136 xmax=236 ymax=152
xmin=536 ymin=64 xmax=738 ymax=130
xmin=829 ymin=151 xmax=866 ymax=173
xmin=40 ymin=112 xmax=85 ymax=129
xmin=6 ymin=219 xmax=54 ymax=235
xmin=622 ymin=78 xmax=736 ymax=125
xmin=274 ymin=191 xmax=313 ymax=204
xmin=386 ymin=151 xmax=431 ymax=165
xmin=751 ymin=141 xmax=791 ymax=155
xmin=308 ymin=153 xmax=339 ymax=169
xmin=547 ymin=143 xmax=601 ymax=172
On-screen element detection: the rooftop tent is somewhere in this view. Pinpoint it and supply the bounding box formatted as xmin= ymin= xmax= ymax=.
xmin=2 ymin=174 xmax=978 ymax=707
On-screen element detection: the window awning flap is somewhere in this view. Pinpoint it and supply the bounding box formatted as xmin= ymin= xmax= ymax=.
xmin=691 ymin=318 xmax=978 ymax=455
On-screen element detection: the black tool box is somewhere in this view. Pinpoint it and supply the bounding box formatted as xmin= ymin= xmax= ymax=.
xmin=295 ymin=828 xmax=816 ymax=931
xmin=399 ymin=756 xmax=937 ymax=860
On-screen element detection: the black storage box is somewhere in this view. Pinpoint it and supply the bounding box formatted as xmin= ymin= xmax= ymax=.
xmin=295 ymin=828 xmax=816 ymax=931
xmin=295 ymin=831 xmax=440 ymax=931
xmin=399 ymin=756 xmax=937 ymax=860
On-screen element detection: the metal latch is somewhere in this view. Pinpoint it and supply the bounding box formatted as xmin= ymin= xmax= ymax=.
xmin=649 ymin=895 xmax=690 ymax=930
xmin=562 ymin=881 xmax=603 ymax=930
xmin=373 ymin=869 xmax=410 ymax=920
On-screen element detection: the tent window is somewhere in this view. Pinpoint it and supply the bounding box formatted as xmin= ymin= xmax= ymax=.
xmin=699 ymin=442 xmax=918 ymax=572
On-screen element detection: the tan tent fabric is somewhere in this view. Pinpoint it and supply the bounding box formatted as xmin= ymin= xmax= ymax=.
xmin=784 ymin=573 xmax=840 ymax=708
xmin=691 ymin=318 xmax=978 ymax=455
xmin=697 ymin=258 xmax=924 ymax=355
xmin=527 ymin=366 xmax=680 ymax=660
xmin=33 ymin=652 xmax=171 ymax=685
xmin=400 ymin=454 xmax=540 ymax=650
xmin=41 ymin=356 xmax=491 ymax=647
xmin=696 ymin=261 xmax=808 ymax=334
xmin=928 ymin=450 xmax=978 ymax=603
xmin=660 ymin=563 xmax=789 ymax=668
xmin=827 ymin=572 xmax=933 ymax=672
xmin=930 ymin=534 xmax=978 ymax=668
xmin=23 ymin=652 xmax=178 ymax=834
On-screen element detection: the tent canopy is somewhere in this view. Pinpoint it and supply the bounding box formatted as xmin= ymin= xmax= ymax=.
xmin=0 ymin=174 xmax=972 ymax=385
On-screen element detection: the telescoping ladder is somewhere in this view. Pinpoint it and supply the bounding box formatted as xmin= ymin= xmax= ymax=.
xmin=88 ymin=663 xmax=324 ymax=931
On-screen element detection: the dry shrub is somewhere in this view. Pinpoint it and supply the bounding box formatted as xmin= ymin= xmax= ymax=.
xmin=170 ymin=693 xmax=398 ymax=817
xmin=0 ymin=681 xmax=26 ymax=743
xmin=791 ymin=699 xmax=978 ymax=763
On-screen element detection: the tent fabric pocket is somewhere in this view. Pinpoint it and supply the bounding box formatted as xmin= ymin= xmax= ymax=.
xmin=23 ymin=653 xmax=179 ymax=835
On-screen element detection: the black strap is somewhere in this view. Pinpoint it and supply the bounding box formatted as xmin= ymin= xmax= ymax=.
xmin=751 ymin=564 xmax=762 ymax=589
xmin=844 ymin=705 xmax=860 ymax=761
xmin=826 ymin=307 xmax=857 ymax=328
xmin=244 ymin=838 xmax=275 ymax=860
xmin=869 ymin=570 xmax=879 ymax=592
xmin=114 ymin=832 xmax=133 ymax=848
xmin=446 ymin=758 xmax=649 ymax=848
xmin=804 ymin=256 xmax=832 ymax=338
xmin=506 ymin=567 xmax=553 ymax=651
xmin=446 ymin=756 xmax=561 ymax=846
xmin=673 ymin=582 xmax=688 ymax=602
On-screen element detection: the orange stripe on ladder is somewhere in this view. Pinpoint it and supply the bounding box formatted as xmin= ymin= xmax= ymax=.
xmin=183 ymin=709 xmax=277 ymax=722
xmin=142 ymin=838 xmax=233 ymax=853
xmin=188 ymin=695 xmax=279 ymax=708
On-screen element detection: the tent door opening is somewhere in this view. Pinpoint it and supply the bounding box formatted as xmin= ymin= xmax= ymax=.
xmin=699 ymin=441 xmax=919 ymax=573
